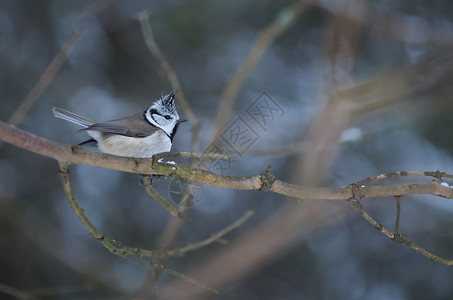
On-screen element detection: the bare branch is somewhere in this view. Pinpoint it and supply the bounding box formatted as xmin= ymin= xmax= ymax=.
xmin=4 ymin=118 xmax=453 ymax=270
xmin=141 ymin=175 xmax=182 ymax=219
xmin=2 ymin=122 xmax=453 ymax=202
xmin=58 ymin=166 xmax=251 ymax=294
xmin=0 ymin=282 xmax=37 ymax=300
xmin=348 ymin=188 xmax=453 ymax=265
xmin=146 ymin=260 xmax=220 ymax=295
xmin=59 ymin=159 xmax=255 ymax=256
xmin=164 ymin=210 xmax=254 ymax=257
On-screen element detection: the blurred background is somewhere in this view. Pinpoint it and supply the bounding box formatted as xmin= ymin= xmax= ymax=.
xmin=2 ymin=0 xmax=453 ymax=299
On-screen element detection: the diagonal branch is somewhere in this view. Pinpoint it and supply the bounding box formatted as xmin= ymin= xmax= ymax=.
xmin=58 ymin=163 xmax=253 ymax=294
xmin=141 ymin=175 xmax=182 ymax=218
xmin=348 ymin=183 xmax=453 ymax=265
xmin=164 ymin=210 xmax=254 ymax=257
xmin=5 ymin=0 xmax=114 ymax=129
xmin=59 ymin=162 xmax=254 ymax=259
xmin=137 ymin=9 xmax=197 ymax=125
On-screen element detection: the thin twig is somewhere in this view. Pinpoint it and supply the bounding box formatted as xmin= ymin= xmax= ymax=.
xmin=348 ymin=182 xmax=453 ymax=265
xmin=98 ymin=210 xmax=254 ymax=259
xmin=0 ymin=282 xmax=37 ymax=300
xmin=58 ymin=164 xmax=227 ymax=294
xmin=145 ymin=259 xmax=220 ymax=295
xmin=165 ymin=210 xmax=254 ymax=256
xmin=395 ymin=195 xmax=401 ymax=234
xmin=358 ymin=207 xmax=453 ymax=265
xmin=141 ymin=175 xmax=182 ymax=219
xmin=2 ymin=0 xmax=113 ymax=152
xmin=59 ymin=162 xmax=253 ymax=257
xmin=245 ymin=141 xmax=308 ymax=157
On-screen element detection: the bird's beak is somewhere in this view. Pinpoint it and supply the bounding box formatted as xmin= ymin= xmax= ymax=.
xmin=177 ymin=119 xmax=187 ymax=124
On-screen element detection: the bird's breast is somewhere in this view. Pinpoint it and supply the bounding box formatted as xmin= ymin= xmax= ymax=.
xmin=93 ymin=130 xmax=171 ymax=158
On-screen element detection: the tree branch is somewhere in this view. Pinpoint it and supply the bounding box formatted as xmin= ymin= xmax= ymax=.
xmin=58 ymin=165 xmax=228 ymax=293
xmin=348 ymin=183 xmax=453 ymax=265
xmin=3 ymin=120 xmax=453 ymax=269
xmin=2 ymin=121 xmax=453 ymax=202
xmin=141 ymin=175 xmax=182 ymax=219
xmin=137 ymin=9 xmax=197 ymax=125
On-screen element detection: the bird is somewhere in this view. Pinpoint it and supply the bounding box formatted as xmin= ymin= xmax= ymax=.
xmin=52 ymin=91 xmax=186 ymax=158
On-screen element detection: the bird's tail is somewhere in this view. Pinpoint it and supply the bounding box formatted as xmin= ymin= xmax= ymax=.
xmin=52 ymin=107 xmax=94 ymax=128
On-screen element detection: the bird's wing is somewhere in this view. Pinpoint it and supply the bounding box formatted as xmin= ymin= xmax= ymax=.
xmin=79 ymin=113 xmax=160 ymax=138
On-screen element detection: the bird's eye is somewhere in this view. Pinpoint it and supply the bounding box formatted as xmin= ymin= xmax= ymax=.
xmin=164 ymin=115 xmax=171 ymax=120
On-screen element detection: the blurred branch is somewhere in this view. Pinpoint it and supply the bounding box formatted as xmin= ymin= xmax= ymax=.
xmin=0 ymin=282 xmax=37 ymax=300
xmin=1 ymin=0 xmax=114 ymax=153
xmin=245 ymin=141 xmax=308 ymax=157
xmin=320 ymin=3 xmax=453 ymax=46
xmin=6 ymin=27 xmax=84 ymax=127
xmin=293 ymin=0 xmax=365 ymax=186
xmin=338 ymin=50 xmax=453 ymax=120
xmin=79 ymin=0 xmax=114 ymax=20
xmin=137 ymin=9 xmax=197 ymax=125
xmin=209 ymin=0 xmax=316 ymax=144
xmin=27 ymin=284 xmax=95 ymax=298
xmin=146 ymin=260 xmax=219 ymax=295
xmin=103 ymin=210 xmax=254 ymax=258
xmin=164 ymin=210 xmax=254 ymax=257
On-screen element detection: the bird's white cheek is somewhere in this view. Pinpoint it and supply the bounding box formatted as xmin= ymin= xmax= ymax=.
xmin=160 ymin=122 xmax=176 ymax=136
